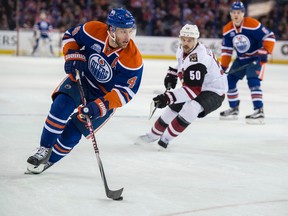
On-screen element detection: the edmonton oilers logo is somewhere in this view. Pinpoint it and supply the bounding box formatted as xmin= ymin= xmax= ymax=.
xmin=88 ymin=54 xmax=113 ymax=83
xmin=232 ymin=34 xmax=250 ymax=53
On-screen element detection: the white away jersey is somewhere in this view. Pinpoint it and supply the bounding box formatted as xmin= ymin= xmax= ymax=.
xmin=172 ymin=42 xmax=228 ymax=103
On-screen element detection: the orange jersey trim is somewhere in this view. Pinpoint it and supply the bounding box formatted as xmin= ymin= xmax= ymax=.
xmin=63 ymin=42 xmax=80 ymax=56
xmin=84 ymin=21 xmax=108 ymax=42
xmin=84 ymin=21 xmax=142 ymax=69
xmin=223 ymin=17 xmax=260 ymax=35
xmin=118 ymin=40 xmax=143 ymax=69
xmin=242 ymin=17 xmax=260 ymax=29
xmin=104 ymin=90 xmax=122 ymax=109
xmin=63 ymin=21 xmax=107 ymax=56
xmin=221 ymin=55 xmax=232 ymax=68
xmin=263 ymin=40 xmax=275 ymax=54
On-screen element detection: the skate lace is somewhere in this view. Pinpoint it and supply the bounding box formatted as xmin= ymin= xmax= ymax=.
xmin=34 ymin=147 xmax=49 ymax=159
xmin=224 ymin=108 xmax=237 ymax=114
xmin=253 ymin=109 xmax=263 ymax=115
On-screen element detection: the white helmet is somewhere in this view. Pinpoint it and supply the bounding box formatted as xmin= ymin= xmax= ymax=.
xmin=179 ymin=24 xmax=200 ymax=39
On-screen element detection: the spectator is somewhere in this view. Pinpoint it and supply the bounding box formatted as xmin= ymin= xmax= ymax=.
xmin=0 ymin=0 xmax=287 ymax=40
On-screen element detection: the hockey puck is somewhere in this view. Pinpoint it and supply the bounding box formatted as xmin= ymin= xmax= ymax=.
xmin=113 ymin=196 xmax=123 ymax=201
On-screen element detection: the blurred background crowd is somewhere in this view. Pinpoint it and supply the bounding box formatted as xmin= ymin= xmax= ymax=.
xmin=0 ymin=0 xmax=288 ymax=40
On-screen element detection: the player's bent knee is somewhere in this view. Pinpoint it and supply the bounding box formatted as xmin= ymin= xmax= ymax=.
xmin=195 ymin=91 xmax=225 ymax=118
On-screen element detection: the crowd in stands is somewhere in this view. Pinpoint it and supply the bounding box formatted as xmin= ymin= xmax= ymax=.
xmin=0 ymin=0 xmax=287 ymax=40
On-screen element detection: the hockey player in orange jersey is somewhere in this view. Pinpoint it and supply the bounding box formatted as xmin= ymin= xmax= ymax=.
xmin=219 ymin=1 xmax=276 ymax=124
xmin=26 ymin=8 xmax=143 ymax=174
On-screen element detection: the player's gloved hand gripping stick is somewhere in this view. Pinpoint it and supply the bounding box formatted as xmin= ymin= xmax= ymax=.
xmin=75 ymin=70 xmax=124 ymax=201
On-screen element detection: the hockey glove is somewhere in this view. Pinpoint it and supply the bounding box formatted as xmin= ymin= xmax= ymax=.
xmin=164 ymin=67 xmax=178 ymax=90
xmin=153 ymin=92 xmax=176 ymax=109
xmin=257 ymin=47 xmax=269 ymax=64
xmin=64 ymin=49 xmax=86 ymax=82
xmin=78 ymin=98 xmax=109 ymax=119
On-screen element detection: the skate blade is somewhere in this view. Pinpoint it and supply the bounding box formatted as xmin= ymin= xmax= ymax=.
xmin=134 ymin=136 xmax=158 ymax=146
xmin=25 ymin=164 xmax=45 ymax=174
xmin=157 ymin=145 xmax=167 ymax=152
xmin=134 ymin=138 xmax=149 ymax=145
xmin=219 ymin=115 xmax=238 ymax=120
xmin=246 ymin=118 xmax=265 ymax=125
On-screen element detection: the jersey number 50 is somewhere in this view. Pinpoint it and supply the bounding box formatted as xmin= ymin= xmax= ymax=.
xmin=184 ymin=63 xmax=207 ymax=86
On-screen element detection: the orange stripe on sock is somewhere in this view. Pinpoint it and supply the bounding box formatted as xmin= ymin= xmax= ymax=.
xmin=46 ymin=118 xmax=66 ymax=129
xmin=54 ymin=143 xmax=70 ymax=153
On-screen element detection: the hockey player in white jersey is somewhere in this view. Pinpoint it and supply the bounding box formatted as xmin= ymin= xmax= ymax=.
xmin=136 ymin=24 xmax=228 ymax=149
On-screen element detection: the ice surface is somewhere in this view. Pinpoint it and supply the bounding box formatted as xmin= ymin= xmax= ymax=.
xmin=0 ymin=56 xmax=288 ymax=216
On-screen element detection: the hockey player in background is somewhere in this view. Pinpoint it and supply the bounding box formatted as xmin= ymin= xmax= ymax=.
xmin=26 ymin=8 xmax=143 ymax=174
xmin=136 ymin=24 xmax=228 ymax=149
xmin=31 ymin=12 xmax=54 ymax=56
xmin=219 ymin=1 xmax=276 ymax=124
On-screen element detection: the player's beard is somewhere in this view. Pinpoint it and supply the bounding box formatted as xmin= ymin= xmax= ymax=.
xmin=116 ymin=39 xmax=129 ymax=49
xmin=182 ymin=45 xmax=192 ymax=54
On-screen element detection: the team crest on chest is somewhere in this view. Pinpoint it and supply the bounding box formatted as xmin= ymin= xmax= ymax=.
xmin=88 ymin=54 xmax=113 ymax=83
xmin=189 ymin=53 xmax=198 ymax=62
xmin=232 ymin=34 xmax=250 ymax=53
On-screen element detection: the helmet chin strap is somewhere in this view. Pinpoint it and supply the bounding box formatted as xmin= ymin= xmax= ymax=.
xmin=107 ymin=30 xmax=119 ymax=47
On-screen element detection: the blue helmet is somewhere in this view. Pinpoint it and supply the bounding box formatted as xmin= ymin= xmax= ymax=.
xmin=107 ymin=8 xmax=135 ymax=29
xmin=230 ymin=1 xmax=245 ymax=13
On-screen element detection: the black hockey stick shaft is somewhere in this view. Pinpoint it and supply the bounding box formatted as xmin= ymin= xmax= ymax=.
xmin=75 ymin=70 xmax=123 ymax=200
xmin=226 ymin=60 xmax=257 ymax=74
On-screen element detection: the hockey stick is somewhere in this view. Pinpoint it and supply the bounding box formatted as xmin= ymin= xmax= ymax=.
xmin=148 ymin=102 xmax=159 ymax=120
xmin=225 ymin=60 xmax=257 ymax=74
xmin=75 ymin=70 xmax=124 ymax=201
xmin=148 ymin=83 xmax=172 ymax=120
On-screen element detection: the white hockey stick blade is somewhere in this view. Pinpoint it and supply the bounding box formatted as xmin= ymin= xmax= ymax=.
xmin=148 ymin=101 xmax=157 ymax=120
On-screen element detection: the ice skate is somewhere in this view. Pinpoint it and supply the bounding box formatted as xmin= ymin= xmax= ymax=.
xmin=158 ymin=138 xmax=169 ymax=150
xmin=27 ymin=146 xmax=52 ymax=166
xmin=134 ymin=134 xmax=158 ymax=145
xmin=245 ymin=108 xmax=265 ymax=124
xmin=219 ymin=106 xmax=239 ymax=120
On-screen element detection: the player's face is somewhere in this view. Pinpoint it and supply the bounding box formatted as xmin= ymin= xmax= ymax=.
xmin=114 ymin=28 xmax=134 ymax=48
xmin=230 ymin=10 xmax=244 ymax=26
xmin=179 ymin=36 xmax=197 ymax=54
